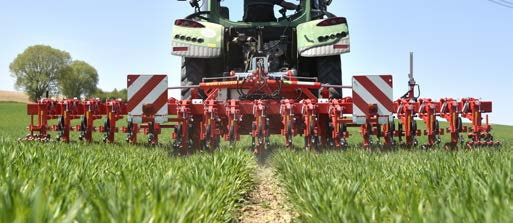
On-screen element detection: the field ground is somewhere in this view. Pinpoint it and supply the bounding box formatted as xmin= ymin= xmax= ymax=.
xmin=1 ymin=101 xmax=513 ymax=222
xmin=0 ymin=90 xmax=30 ymax=103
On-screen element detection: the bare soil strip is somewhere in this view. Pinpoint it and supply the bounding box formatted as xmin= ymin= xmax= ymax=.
xmin=0 ymin=90 xmax=30 ymax=103
xmin=239 ymin=165 xmax=296 ymax=223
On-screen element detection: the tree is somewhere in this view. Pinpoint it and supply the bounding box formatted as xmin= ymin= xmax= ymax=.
xmin=93 ymin=88 xmax=127 ymax=102
xmin=9 ymin=45 xmax=71 ymax=102
xmin=58 ymin=60 xmax=99 ymax=98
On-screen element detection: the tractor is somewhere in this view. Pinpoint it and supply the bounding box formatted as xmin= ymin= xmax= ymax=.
xmin=173 ymin=0 xmax=348 ymax=99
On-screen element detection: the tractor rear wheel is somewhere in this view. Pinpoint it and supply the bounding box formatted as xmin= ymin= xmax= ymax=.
xmin=181 ymin=58 xmax=206 ymax=100
xmin=316 ymin=55 xmax=342 ymax=98
xmin=181 ymin=57 xmax=225 ymax=99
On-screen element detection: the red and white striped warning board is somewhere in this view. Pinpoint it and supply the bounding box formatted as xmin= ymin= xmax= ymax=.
xmin=352 ymin=75 xmax=394 ymax=124
xmin=127 ymin=75 xmax=168 ymax=124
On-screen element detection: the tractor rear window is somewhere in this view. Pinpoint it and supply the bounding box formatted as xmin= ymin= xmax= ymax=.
xmin=218 ymin=1 xmax=305 ymax=22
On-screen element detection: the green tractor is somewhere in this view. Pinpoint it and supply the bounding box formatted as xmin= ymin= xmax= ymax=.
xmin=172 ymin=0 xmax=349 ymax=99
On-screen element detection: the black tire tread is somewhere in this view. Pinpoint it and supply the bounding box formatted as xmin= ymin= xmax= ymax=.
xmin=316 ymin=55 xmax=342 ymax=98
xmin=181 ymin=58 xmax=207 ymax=100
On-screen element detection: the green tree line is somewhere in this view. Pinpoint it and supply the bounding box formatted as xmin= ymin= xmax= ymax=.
xmin=9 ymin=45 xmax=126 ymax=102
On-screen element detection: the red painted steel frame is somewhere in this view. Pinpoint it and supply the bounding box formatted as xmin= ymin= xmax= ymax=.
xmin=22 ymin=69 xmax=499 ymax=151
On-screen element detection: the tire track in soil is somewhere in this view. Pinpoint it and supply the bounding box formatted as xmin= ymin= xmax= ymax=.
xmin=239 ymin=164 xmax=296 ymax=223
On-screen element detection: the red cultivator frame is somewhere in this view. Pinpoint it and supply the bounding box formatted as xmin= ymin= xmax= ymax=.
xmin=21 ymin=56 xmax=500 ymax=153
xmin=24 ymin=98 xmax=126 ymax=143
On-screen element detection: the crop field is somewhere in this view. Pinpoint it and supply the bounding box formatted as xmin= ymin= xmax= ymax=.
xmin=1 ymin=101 xmax=513 ymax=222
xmin=274 ymin=149 xmax=513 ymax=222
xmin=0 ymin=102 xmax=256 ymax=222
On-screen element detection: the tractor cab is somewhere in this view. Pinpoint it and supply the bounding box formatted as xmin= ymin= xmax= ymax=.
xmin=180 ymin=0 xmax=335 ymax=25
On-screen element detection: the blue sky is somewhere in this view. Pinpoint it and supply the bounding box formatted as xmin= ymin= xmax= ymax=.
xmin=0 ymin=0 xmax=512 ymax=125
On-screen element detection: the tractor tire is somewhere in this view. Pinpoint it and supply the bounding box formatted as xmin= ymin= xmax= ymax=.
xmin=181 ymin=58 xmax=207 ymax=100
xmin=316 ymin=55 xmax=342 ymax=98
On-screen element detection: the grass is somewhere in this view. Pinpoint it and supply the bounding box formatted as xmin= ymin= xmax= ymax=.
xmin=0 ymin=102 xmax=256 ymax=222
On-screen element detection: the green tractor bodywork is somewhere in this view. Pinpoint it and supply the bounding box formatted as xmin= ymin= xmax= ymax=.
xmin=171 ymin=0 xmax=350 ymax=59
xmin=172 ymin=0 xmax=349 ymax=98
xmin=296 ymin=18 xmax=350 ymax=57
xmin=171 ymin=20 xmax=224 ymax=58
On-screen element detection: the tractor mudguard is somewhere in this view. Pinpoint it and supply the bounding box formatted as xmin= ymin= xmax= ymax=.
xmin=297 ymin=17 xmax=350 ymax=57
xmin=171 ymin=20 xmax=224 ymax=58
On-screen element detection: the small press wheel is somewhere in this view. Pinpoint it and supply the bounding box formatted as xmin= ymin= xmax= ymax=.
xmin=411 ymin=120 xmax=417 ymax=136
xmin=309 ymin=119 xmax=318 ymax=150
xmin=287 ymin=120 xmax=293 ymax=148
xmin=397 ymin=123 xmax=403 ymax=143
xmin=58 ymin=116 xmax=65 ymax=131
xmin=326 ymin=122 xmax=334 ymax=147
xmin=434 ymin=119 xmax=440 ymax=134
xmin=103 ymin=118 xmax=110 ymax=133
xmin=102 ymin=118 xmax=110 ymax=143
xmin=339 ymin=123 xmax=347 ymax=149
xmin=176 ymin=124 xmax=182 ymax=139
xmin=229 ymin=124 xmax=235 ymax=148
xmin=79 ymin=116 xmax=87 ymax=141
xmin=366 ymin=122 xmax=373 ymax=146
xmin=388 ymin=121 xmax=395 ymax=146
xmin=411 ymin=120 xmax=418 ymax=147
xmin=251 ymin=122 xmax=256 ymax=148
xmin=434 ymin=120 xmax=441 ymax=145
xmin=56 ymin=116 xmax=65 ymax=141
xmin=456 ymin=117 xmax=463 ymax=133
xmin=205 ymin=124 xmax=211 ymax=149
xmin=173 ymin=124 xmax=183 ymax=149
xmin=80 ymin=116 xmax=87 ymax=131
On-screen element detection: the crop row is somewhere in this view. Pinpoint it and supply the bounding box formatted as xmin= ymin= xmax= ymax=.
xmin=273 ymin=149 xmax=513 ymax=222
xmin=0 ymin=137 xmax=256 ymax=222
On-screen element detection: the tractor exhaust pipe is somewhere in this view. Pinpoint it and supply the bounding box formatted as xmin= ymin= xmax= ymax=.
xmin=408 ymin=52 xmax=416 ymax=99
